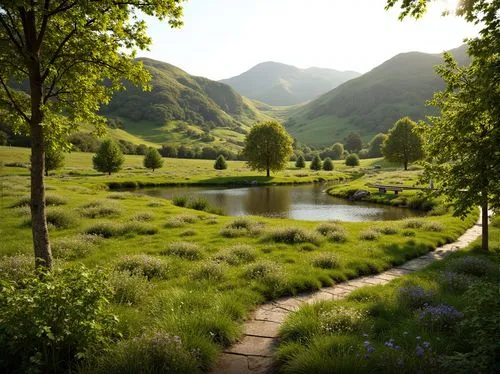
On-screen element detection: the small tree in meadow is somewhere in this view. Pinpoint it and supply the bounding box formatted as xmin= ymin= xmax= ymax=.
xmin=322 ymin=157 xmax=334 ymax=171
xmin=331 ymin=143 xmax=344 ymax=160
xmin=310 ymin=155 xmax=322 ymax=171
xmin=345 ymin=153 xmax=360 ymax=167
xmin=44 ymin=147 xmax=64 ymax=176
xmin=214 ymin=154 xmax=228 ymax=170
xmin=93 ymin=139 xmax=124 ymax=176
xmin=382 ymin=117 xmax=424 ymax=170
xmin=295 ymin=155 xmax=306 ymax=168
xmin=143 ymin=147 xmax=164 ymax=172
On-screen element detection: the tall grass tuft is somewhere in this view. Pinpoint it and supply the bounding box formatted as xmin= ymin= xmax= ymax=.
xmin=165 ymin=214 xmax=199 ymax=228
xmin=52 ymin=234 xmax=101 ymax=259
xmin=214 ymin=245 xmax=257 ymax=265
xmin=109 ymin=270 xmax=152 ymax=305
xmin=0 ymin=254 xmax=34 ymax=282
xmin=162 ymin=241 xmax=203 ymax=260
xmin=267 ymin=227 xmax=321 ymax=245
xmin=312 ymin=253 xmax=340 ymax=269
xmin=79 ymin=200 xmax=122 ymax=218
xmin=116 ymin=254 xmax=169 ymax=279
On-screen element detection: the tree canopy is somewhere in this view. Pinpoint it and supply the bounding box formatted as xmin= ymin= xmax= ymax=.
xmin=143 ymin=147 xmax=164 ymax=172
xmin=243 ymin=121 xmax=293 ymax=177
xmin=310 ymin=154 xmax=322 ymax=171
xmin=295 ymin=154 xmax=306 ymax=168
xmin=93 ymin=139 xmax=124 ymax=175
xmin=214 ymin=154 xmax=228 ymax=170
xmin=367 ymin=133 xmax=388 ymax=158
xmin=345 ymin=153 xmax=359 ymax=167
xmin=344 ymin=132 xmax=363 ymax=153
xmin=382 ymin=117 xmax=424 ymax=170
xmin=0 ymin=0 xmax=184 ymax=268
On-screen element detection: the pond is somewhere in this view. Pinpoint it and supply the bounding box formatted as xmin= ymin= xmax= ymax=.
xmin=137 ymin=184 xmax=423 ymax=222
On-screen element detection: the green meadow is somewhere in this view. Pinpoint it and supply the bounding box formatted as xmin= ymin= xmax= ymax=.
xmin=0 ymin=146 xmax=479 ymax=372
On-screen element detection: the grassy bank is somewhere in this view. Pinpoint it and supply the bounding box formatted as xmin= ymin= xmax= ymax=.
xmin=275 ymin=217 xmax=499 ymax=373
xmin=0 ymin=146 xmax=479 ymax=372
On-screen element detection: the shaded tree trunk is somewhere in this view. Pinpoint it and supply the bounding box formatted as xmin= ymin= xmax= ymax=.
xmin=481 ymin=196 xmax=489 ymax=251
xmin=266 ymin=168 xmax=270 ymax=177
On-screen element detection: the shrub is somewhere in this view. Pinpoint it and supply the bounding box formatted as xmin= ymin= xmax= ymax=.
xmin=312 ymin=253 xmax=339 ymax=269
xmin=191 ymin=261 xmax=225 ymax=281
xmin=402 ymin=230 xmax=416 ymax=237
xmin=162 ymin=242 xmax=203 ymax=260
xmin=80 ymin=200 xmax=122 ymax=218
xmin=322 ymin=157 xmax=334 ymax=171
xmin=295 ymin=155 xmax=306 ymax=168
xmin=408 ymin=194 xmax=436 ymax=212
xmin=447 ymin=256 xmax=495 ymax=277
xmin=318 ymin=305 xmax=366 ymax=334
xmin=397 ymin=285 xmax=435 ymax=309
xmin=418 ymin=304 xmax=463 ymax=330
xmin=116 ymin=255 xmax=169 ymax=279
xmin=422 ymin=221 xmax=444 ymax=232
xmin=0 ymin=254 xmax=34 ymax=282
xmin=310 ymin=155 xmax=322 ymax=171
xmin=51 ymin=234 xmax=101 ymax=260
xmin=359 ymin=229 xmax=380 ymax=241
xmin=345 ymin=153 xmax=360 ymax=167
xmin=0 ymin=266 xmax=118 ymax=373
xmin=214 ymin=245 xmax=257 ymax=265
xmin=172 ymin=195 xmax=188 ymax=207
xmin=438 ymin=271 xmax=474 ymax=293
xmin=187 ymin=197 xmax=210 ymax=211
xmin=123 ymin=222 xmax=158 ymax=235
xmin=130 ymin=212 xmax=154 ymax=222
xmin=402 ymin=218 xmax=424 ymax=229
xmin=214 ymin=154 xmax=228 ymax=170
xmin=268 ymin=227 xmax=320 ymax=245
xmin=109 ymin=270 xmax=151 ymax=305
xmin=147 ymin=200 xmax=165 ymax=207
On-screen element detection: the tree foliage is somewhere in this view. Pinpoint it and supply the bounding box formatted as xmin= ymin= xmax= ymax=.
xmin=243 ymin=121 xmax=293 ymax=177
xmin=93 ymin=139 xmax=125 ymax=175
xmin=214 ymin=154 xmax=228 ymax=170
xmin=0 ymin=0 xmax=184 ymax=269
xmin=143 ymin=147 xmax=163 ymax=172
xmin=344 ymin=132 xmax=363 ymax=153
xmin=345 ymin=153 xmax=360 ymax=167
xmin=367 ymin=133 xmax=388 ymax=158
xmin=322 ymin=157 xmax=334 ymax=171
xmin=44 ymin=147 xmax=64 ymax=176
xmin=310 ymin=154 xmax=322 ymax=171
xmin=382 ymin=117 xmax=424 ymax=170
xmin=295 ymin=154 xmax=306 ymax=168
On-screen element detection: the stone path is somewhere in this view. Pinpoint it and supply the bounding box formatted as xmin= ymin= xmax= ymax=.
xmin=211 ymin=216 xmax=483 ymax=373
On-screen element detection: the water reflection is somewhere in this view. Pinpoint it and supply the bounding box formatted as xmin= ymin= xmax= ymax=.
xmin=137 ymin=184 xmax=423 ymax=222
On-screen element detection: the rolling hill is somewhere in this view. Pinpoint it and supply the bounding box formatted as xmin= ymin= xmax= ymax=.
xmin=220 ymin=62 xmax=360 ymax=106
xmin=285 ymin=45 xmax=470 ymax=146
xmin=101 ymin=58 xmax=272 ymax=151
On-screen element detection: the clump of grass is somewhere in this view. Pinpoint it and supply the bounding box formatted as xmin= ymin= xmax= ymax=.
xmin=165 ymin=214 xmax=198 ymax=228
xmin=109 ymin=270 xmax=152 ymax=305
xmin=24 ymin=208 xmax=79 ymax=229
xmin=312 ymin=253 xmax=339 ymax=269
xmin=123 ymin=222 xmax=158 ymax=236
xmin=187 ymin=197 xmax=210 ymax=211
xmin=107 ymin=192 xmax=134 ymax=200
xmin=372 ymin=226 xmax=398 ymax=235
xmin=402 ymin=230 xmax=416 ymax=237
xmin=267 ymin=227 xmax=321 ymax=245
xmin=180 ymin=229 xmax=197 ymax=237
xmin=243 ymin=260 xmax=286 ymax=297
xmin=12 ymin=194 xmax=67 ymax=208
xmin=147 ymin=200 xmax=164 ymax=207
xmin=327 ymin=229 xmax=348 ymax=243
xmin=402 ymin=218 xmax=424 ymax=229
xmin=116 ymin=254 xmax=169 ymax=279
xmin=447 ymin=256 xmax=495 ymax=277
xmin=428 ymin=204 xmax=449 ymax=216
xmin=221 ymin=218 xmax=264 ymax=237
xmin=438 ymin=271 xmax=475 ymax=293
xmin=0 ymin=254 xmax=34 ymax=282
xmin=214 ymin=245 xmax=257 ymax=265
xmin=219 ymin=227 xmax=246 ymax=238
xmin=422 ymin=221 xmax=444 ymax=232
xmin=243 ymin=260 xmax=281 ymax=280
xmin=206 ymin=218 xmax=218 ymax=225
xmin=130 ymin=212 xmax=154 ymax=222
xmin=300 ymin=244 xmax=316 ymax=252
xmin=51 ymin=234 xmax=101 ymax=260
xmin=358 ymin=229 xmax=379 ymax=241
xmin=172 ymin=195 xmax=189 ymax=207
xmin=397 ymin=284 xmax=435 ymax=309
xmin=318 ymin=305 xmax=367 ymax=334
xmin=191 ymin=261 xmax=225 ymax=281
xmin=85 ymin=222 xmax=124 ymax=238
xmin=162 ymin=241 xmax=203 ymax=260
xmin=79 ymin=200 xmax=122 ymax=218
xmin=316 ymin=222 xmax=342 ymax=236
xmin=14 ymin=205 xmax=31 ymax=217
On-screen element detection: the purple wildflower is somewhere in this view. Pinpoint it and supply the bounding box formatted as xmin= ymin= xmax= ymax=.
xmin=416 ymin=345 xmax=425 ymax=358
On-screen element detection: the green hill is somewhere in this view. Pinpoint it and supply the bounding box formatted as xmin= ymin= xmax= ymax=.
xmin=220 ymin=62 xmax=360 ymax=106
xmin=101 ymin=58 xmax=272 ymax=151
xmin=285 ymin=45 xmax=470 ymax=146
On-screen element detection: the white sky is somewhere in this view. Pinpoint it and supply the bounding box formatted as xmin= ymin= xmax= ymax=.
xmin=138 ymin=0 xmax=479 ymax=80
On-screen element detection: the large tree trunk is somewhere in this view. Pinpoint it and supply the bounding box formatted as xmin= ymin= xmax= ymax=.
xmin=266 ymin=168 xmax=270 ymax=177
xmin=481 ymin=197 xmax=489 ymax=251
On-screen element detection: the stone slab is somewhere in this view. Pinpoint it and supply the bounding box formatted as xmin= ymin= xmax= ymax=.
xmin=248 ymin=356 xmax=273 ymax=371
xmin=225 ymin=335 xmax=275 ymax=357
xmin=254 ymin=308 xmax=288 ymax=323
xmin=211 ymin=353 xmax=249 ymax=374
xmin=244 ymin=320 xmax=280 ymax=338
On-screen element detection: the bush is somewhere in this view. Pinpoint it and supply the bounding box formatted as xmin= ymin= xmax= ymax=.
xmin=243 ymin=261 xmax=287 ymax=297
xmin=214 ymin=245 xmax=257 ymax=265
xmin=312 ymin=253 xmax=339 ymax=269
xmin=191 ymin=261 xmax=225 ymax=281
xmin=295 ymin=155 xmax=306 ymax=168
xmin=109 ymin=270 xmax=151 ymax=305
xmin=0 ymin=266 xmax=118 ymax=373
xmin=214 ymin=154 xmax=228 ymax=170
xmin=162 ymin=241 xmax=203 ymax=260
xmin=397 ymin=285 xmax=435 ymax=309
xmin=180 ymin=229 xmax=197 ymax=237
xmin=418 ymin=304 xmax=463 ymax=330
xmin=358 ymin=229 xmax=380 ymax=241
xmin=345 ymin=153 xmax=360 ymax=167
xmin=172 ymin=195 xmax=188 ymax=207
xmin=438 ymin=271 xmax=474 ymax=293
xmin=268 ymin=227 xmax=320 ymax=245
xmin=310 ymin=155 xmax=322 ymax=171
xmin=187 ymin=197 xmax=210 ymax=211
xmin=243 ymin=260 xmax=281 ymax=280
xmin=80 ymin=200 xmax=122 ymax=218
xmin=52 ymin=234 xmax=101 ymax=260
xmin=116 ymin=255 xmax=169 ymax=279
xmin=447 ymin=256 xmax=495 ymax=277
xmin=0 ymin=254 xmax=34 ymax=282
xmin=322 ymin=157 xmax=334 ymax=171
xmin=328 ymin=231 xmax=348 ymax=243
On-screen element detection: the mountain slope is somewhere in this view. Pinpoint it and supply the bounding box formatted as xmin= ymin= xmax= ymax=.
xmin=101 ymin=58 xmax=272 ymax=150
xmin=285 ymin=45 xmax=469 ymax=146
xmin=220 ymin=62 xmax=360 ymax=106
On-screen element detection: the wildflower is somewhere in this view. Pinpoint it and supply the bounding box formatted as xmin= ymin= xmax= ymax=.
xmin=416 ymin=336 xmax=421 ymax=340
xmin=423 ymin=341 xmax=431 ymax=350
xmin=416 ymin=345 xmax=425 ymax=358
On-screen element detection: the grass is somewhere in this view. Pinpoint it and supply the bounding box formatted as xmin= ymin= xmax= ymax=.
xmin=0 ymin=145 xmax=481 ymax=372
xmin=275 ymin=219 xmax=499 ymax=373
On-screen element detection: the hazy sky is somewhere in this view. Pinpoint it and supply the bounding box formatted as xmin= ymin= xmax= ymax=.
xmin=139 ymin=0 xmax=478 ymax=80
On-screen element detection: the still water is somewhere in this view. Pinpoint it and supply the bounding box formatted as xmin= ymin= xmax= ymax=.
xmin=137 ymin=184 xmax=422 ymax=222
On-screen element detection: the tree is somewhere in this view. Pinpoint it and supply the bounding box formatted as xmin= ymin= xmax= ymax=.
xmin=0 ymin=130 xmax=8 ymax=145
xmin=385 ymin=0 xmax=499 ymax=250
xmin=243 ymin=121 xmax=293 ymax=177
xmin=382 ymin=117 xmax=424 ymax=170
xmin=322 ymin=157 xmax=334 ymax=171
xmin=310 ymin=154 xmax=322 ymax=171
xmin=295 ymin=155 xmax=306 ymax=168
xmin=160 ymin=144 xmax=179 ymax=158
xmin=345 ymin=153 xmax=360 ymax=167
xmin=331 ymin=143 xmax=344 ymax=160
xmin=143 ymin=147 xmax=163 ymax=172
xmin=44 ymin=147 xmax=64 ymax=176
xmin=0 ymin=1 xmax=184 ymax=269
xmin=93 ymin=139 xmax=125 ymax=176
xmin=344 ymin=132 xmax=363 ymax=153
xmin=367 ymin=133 xmax=388 ymax=158
xmin=214 ymin=154 xmax=228 ymax=170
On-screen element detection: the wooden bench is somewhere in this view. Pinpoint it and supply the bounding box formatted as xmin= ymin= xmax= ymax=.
xmin=366 ymin=183 xmax=424 ymax=195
